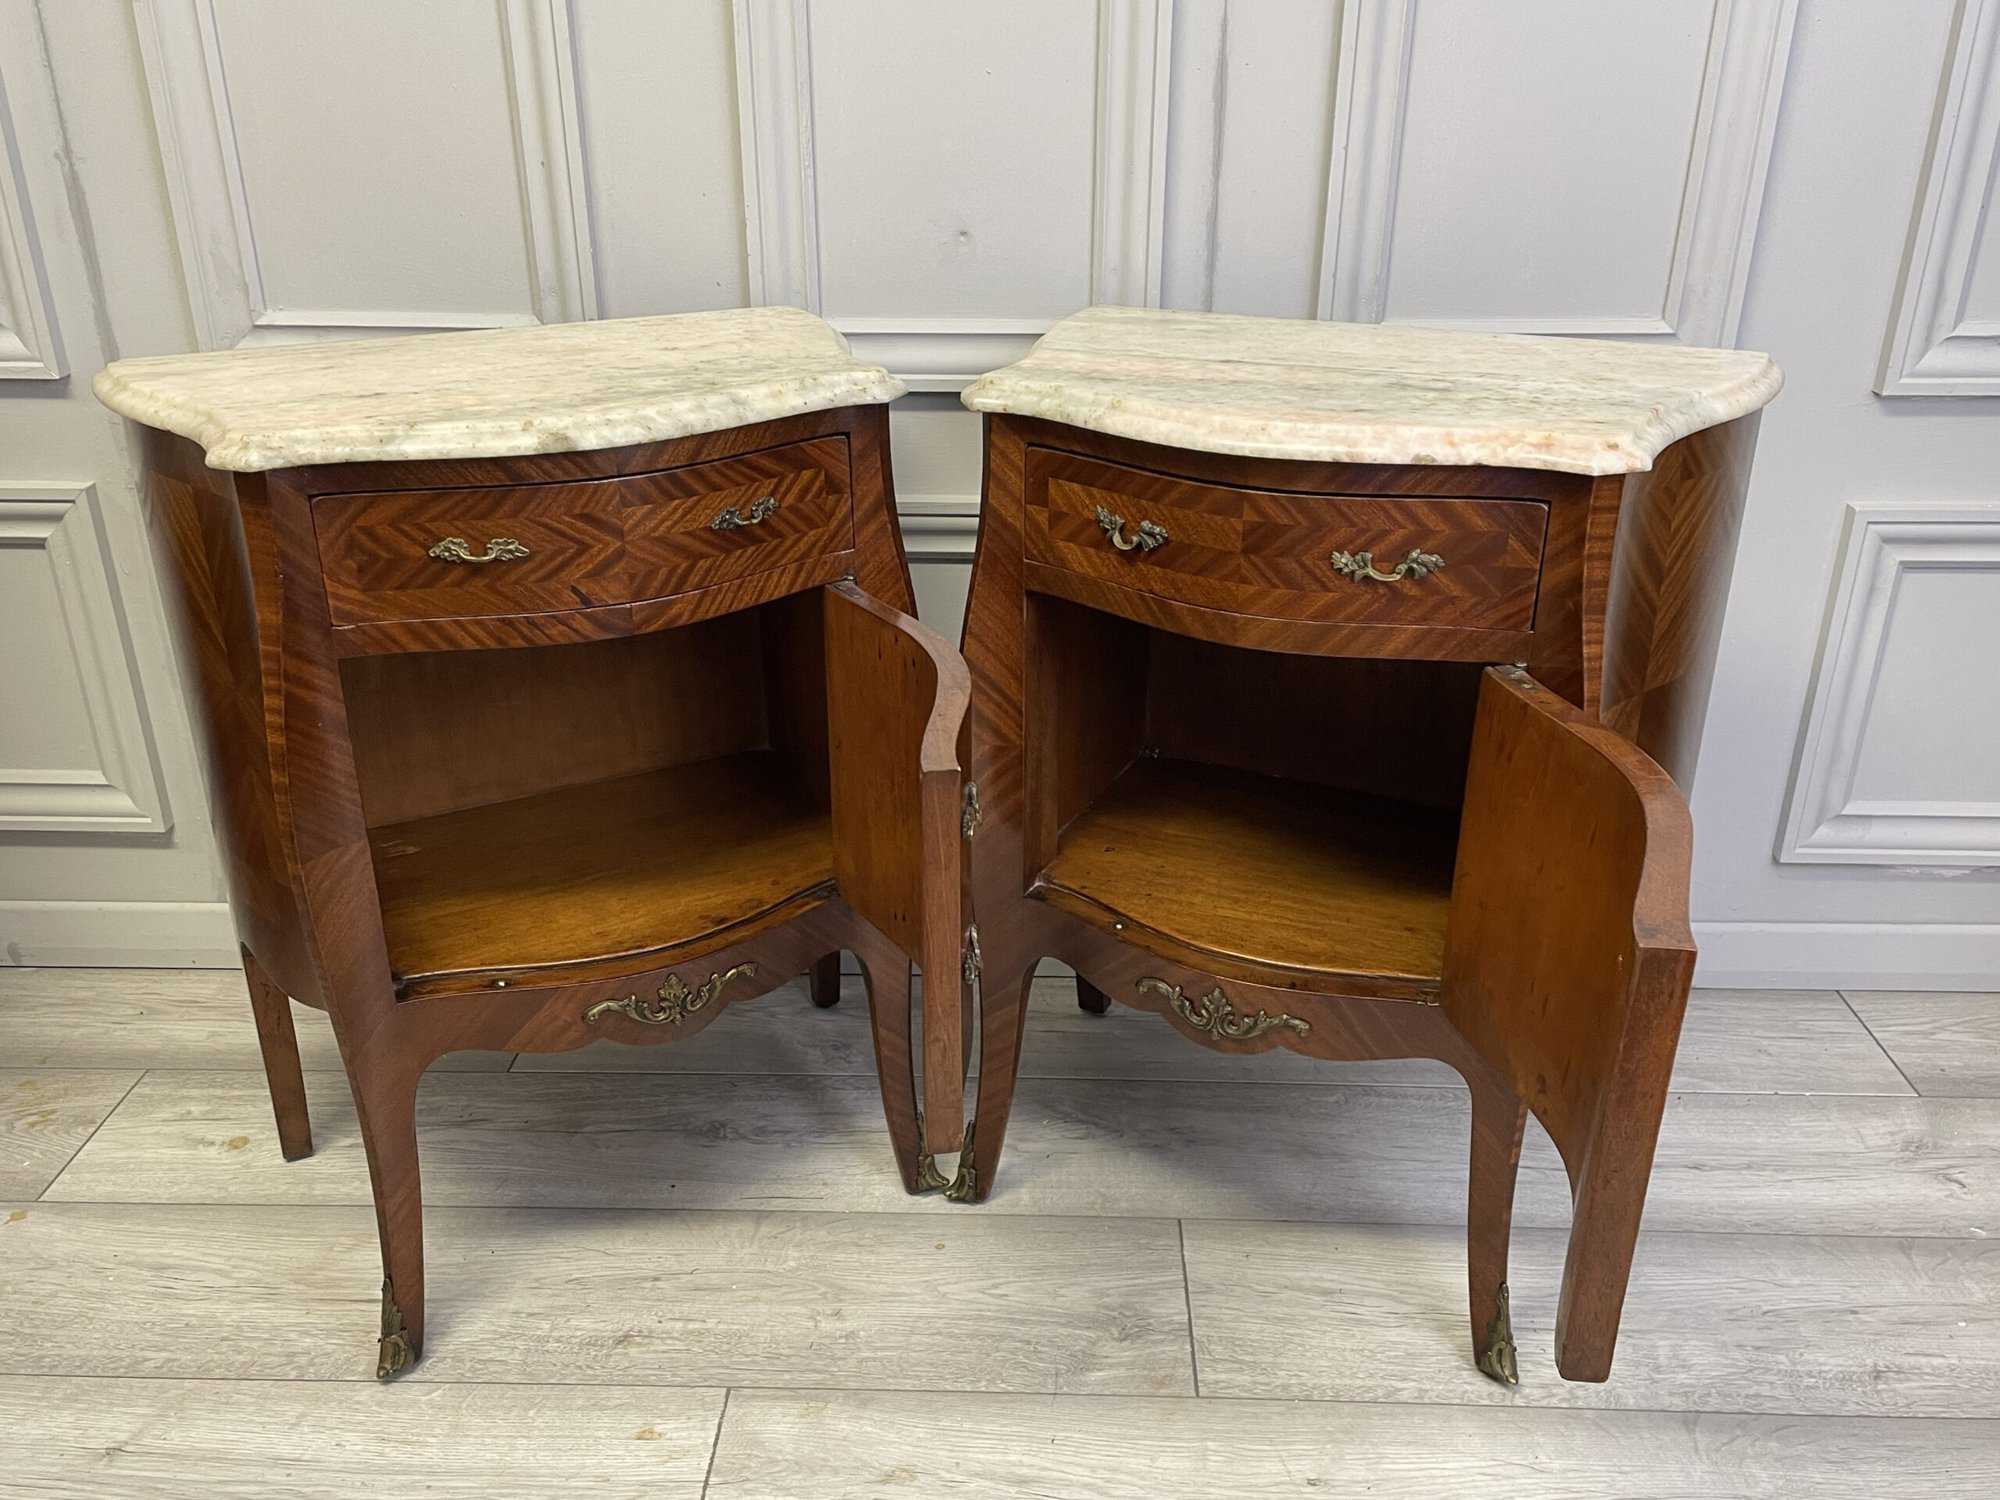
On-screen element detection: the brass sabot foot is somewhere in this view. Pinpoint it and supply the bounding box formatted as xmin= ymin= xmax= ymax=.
xmin=1475 ymin=1282 xmax=1520 ymax=1386
xmin=376 ymin=1279 xmax=421 ymax=1381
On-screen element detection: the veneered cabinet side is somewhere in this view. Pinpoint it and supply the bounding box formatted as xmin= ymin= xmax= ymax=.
xmin=824 ymin=581 xmax=973 ymax=1154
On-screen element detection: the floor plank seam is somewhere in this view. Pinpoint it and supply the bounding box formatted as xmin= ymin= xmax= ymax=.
xmin=1838 ymin=990 xmax=1928 ymax=1098
xmin=699 ymin=1387 xmax=730 ymax=1498
xmin=1177 ymin=1218 xmax=1202 ymax=1398
xmin=11 ymin=1196 xmax=1990 ymax=1243
xmin=2 ymin=1370 xmax=1993 ymax=1425
xmin=34 ymin=1069 xmax=146 ymax=1203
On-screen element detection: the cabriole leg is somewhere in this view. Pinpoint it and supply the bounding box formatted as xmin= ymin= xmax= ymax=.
xmin=349 ymin=1060 xmax=425 ymax=1380
xmin=1466 ymin=1068 xmax=1527 ymax=1385
xmin=858 ymin=947 xmax=933 ymax=1193
xmin=949 ymin=964 xmax=1033 ymax=1204
xmin=808 ymin=952 xmax=843 ymax=1009
xmin=1074 ymin=975 xmax=1110 ymax=1015
xmin=242 ymin=950 xmax=312 ymax=1161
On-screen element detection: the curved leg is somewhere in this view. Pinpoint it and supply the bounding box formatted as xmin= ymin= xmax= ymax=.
xmin=1074 ymin=975 xmax=1110 ymax=1015
xmin=950 ymin=963 xmax=1033 ymax=1204
xmin=349 ymin=1057 xmax=425 ymax=1380
xmin=242 ymin=950 xmax=312 ymax=1161
xmin=1466 ymin=1067 xmax=1527 ymax=1385
xmin=808 ymin=952 xmax=843 ymax=1009
xmin=857 ymin=946 xmax=932 ymax=1193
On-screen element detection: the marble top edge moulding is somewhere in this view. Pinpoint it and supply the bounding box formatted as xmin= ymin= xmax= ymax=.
xmin=92 ymin=306 xmax=907 ymax=473
xmin=961 ymin=306 xmax=1783 ymax=477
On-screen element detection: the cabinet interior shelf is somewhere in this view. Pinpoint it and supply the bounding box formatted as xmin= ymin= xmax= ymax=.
xmin=369 ymin=750 xmax=834 ymax=991
xmin=1035 ymin=757 xmax=1460 ymax=983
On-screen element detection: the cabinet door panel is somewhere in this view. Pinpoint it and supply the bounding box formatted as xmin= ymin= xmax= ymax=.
xmin=824 ymin=582 xmax=973 ymax=1153
xmin=1444 ymin=666 xmax=1694 ymax=1380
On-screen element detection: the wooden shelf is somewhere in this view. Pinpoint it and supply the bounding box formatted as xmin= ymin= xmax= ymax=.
xmin=1036 ymin=757 xmax=1459 ymax=982
xmin=370 ymin=751 xmax=833 ymax=988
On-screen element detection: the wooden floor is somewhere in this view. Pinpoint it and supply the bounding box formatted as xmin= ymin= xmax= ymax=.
xmin=0 ymin=968 xmax=1995 ymax=1497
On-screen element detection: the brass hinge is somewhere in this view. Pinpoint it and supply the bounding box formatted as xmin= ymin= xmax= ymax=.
xmin=961 ymin=925 xmax=982 ymax=985
xmin=961 ymin=781 xmax=983 ymax=839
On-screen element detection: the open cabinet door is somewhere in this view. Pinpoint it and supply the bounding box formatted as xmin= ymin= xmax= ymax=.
xmin=1444 ymin=667 xmax=1695 ymax=1382
xmin=825 ymin=581 xmax=974 ymax=1159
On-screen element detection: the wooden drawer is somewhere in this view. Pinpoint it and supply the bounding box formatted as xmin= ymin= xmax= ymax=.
xmin=314 ymin=437 xmax=852 ymax=626
xmin=1024 ymin=450 xmax=1549 ymax=630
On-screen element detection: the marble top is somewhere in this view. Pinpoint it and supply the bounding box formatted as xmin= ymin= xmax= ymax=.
xmin=961 ymin=306 xmax=1782 ymax=476
xmin=93 ymin=307 xmax=906 ymax=472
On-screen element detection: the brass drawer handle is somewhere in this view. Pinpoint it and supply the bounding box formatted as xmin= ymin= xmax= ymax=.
xmin=584 ymin=963 xmax=755 ymax=1026
xmin=1137 ymin=977 xmax=1310 ymax=1040
xmin=711 ymin=495 xmax=779 ymax=531
xmin=1329 ymin=547 xmax=1445 ymax=584
xmin=1094 ymin=505 xmax=1169 ymax=553
xmin=426 ymin=536 xmax=530 ymax=565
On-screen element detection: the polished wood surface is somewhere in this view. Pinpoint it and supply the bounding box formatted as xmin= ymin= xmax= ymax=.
xmin=958 ymin=409 xmax=1750 ymax=1387
xmin=132 ymin=402 xmax=958 ymax=1379
xmin=1600 ymin=413 xmax=1761 ymax=783
xmin=1036 ymin=757 xmax=1458 ymax=983
xmin=1443 ymin=668 xmax=1695 ymax=1381
xmin=1027 ymin=448 xmax=1550 ymax=630
xmin=314 ymin=437 xmax=852 ymax=627
xmin=370 ymin=753 xmax=835 ymax=991
xmin=341 ymin=615 xmax=768 ymax=826
xmin=826 ymin=582 xmax=972 ymax=1154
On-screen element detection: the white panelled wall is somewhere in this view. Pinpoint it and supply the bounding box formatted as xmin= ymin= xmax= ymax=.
xmin=0 ymin=0 xmax=1994 ymax=985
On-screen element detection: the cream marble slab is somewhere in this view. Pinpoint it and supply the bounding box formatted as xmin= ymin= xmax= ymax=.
xmin=961 ymin=305 xmax=1782 ymax=475
xmin=92 ymin=307 xmax=905 ymax=472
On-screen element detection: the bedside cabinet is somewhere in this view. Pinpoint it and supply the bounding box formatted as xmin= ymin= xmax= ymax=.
xmin=953 ymin=306 xmax=1782 ymax=1385
xmin=95 ymin=308 xmax=975 ymax=1378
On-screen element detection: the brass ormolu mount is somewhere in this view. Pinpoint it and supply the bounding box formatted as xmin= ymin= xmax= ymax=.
xmin=584 ymin=963 xmax=757 ymax=1027
xmin=1135 ymin=977 xmax=1311 ymax=1041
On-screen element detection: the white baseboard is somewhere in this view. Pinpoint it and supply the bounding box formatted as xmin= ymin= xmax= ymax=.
xmin=0 ymin=900 xmax=238 ymax=968
xmin=1693 ymin=921 xmax=2000 ymax=991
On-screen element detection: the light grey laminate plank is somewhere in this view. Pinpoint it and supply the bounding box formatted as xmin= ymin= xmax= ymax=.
xmin=0 ymin=1202 xmax=1193 ymax=1393
xmin=1184 ymin=1219 xmax=2000 ymax=1418
xmin=43 ymin=1070 xmax=2000 ymax=1237
xmin=0 ymin=968 xmax=510 ymax=1071
xmin=1845 ymin=992 xmax=2000 ymax=1097
xmin=0 ymin=1071 xmax=139 ymax=1198
xmin=0 ymin=1376 xmax=724 ymax=1499
xmin=705 ymin=1387 xmax=2000 ymax=1500
xmin=1022 ymin=983 xmax=1918 ymax=1094
xmin=524 ymin=981 xmax=1898 ymax=1094
xmin=1668 ymin=990 xmax=1913 ymax=1095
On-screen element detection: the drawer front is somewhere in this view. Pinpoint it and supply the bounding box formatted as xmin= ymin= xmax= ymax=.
xmin=315 ymin=437 xmax=852 ymax=626
xmin=1024 ymin=451 xmax=1549 ymax=630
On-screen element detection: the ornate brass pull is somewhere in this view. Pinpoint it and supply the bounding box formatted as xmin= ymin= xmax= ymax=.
xmin=1136 ymin=977 xmax=1310 ymax=1040
xmin=1094 ymin=505 xmax=1169 ymax=553
xmin=711 ymin=495 xmax=779 ymax=531
xmin=584 ymin=963 xmax=755 ymax=1026
xmin=1328 ymin=547 xmax=1445 ymax=583
xmin=427 ymin=536 xmax=530 ymax=565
